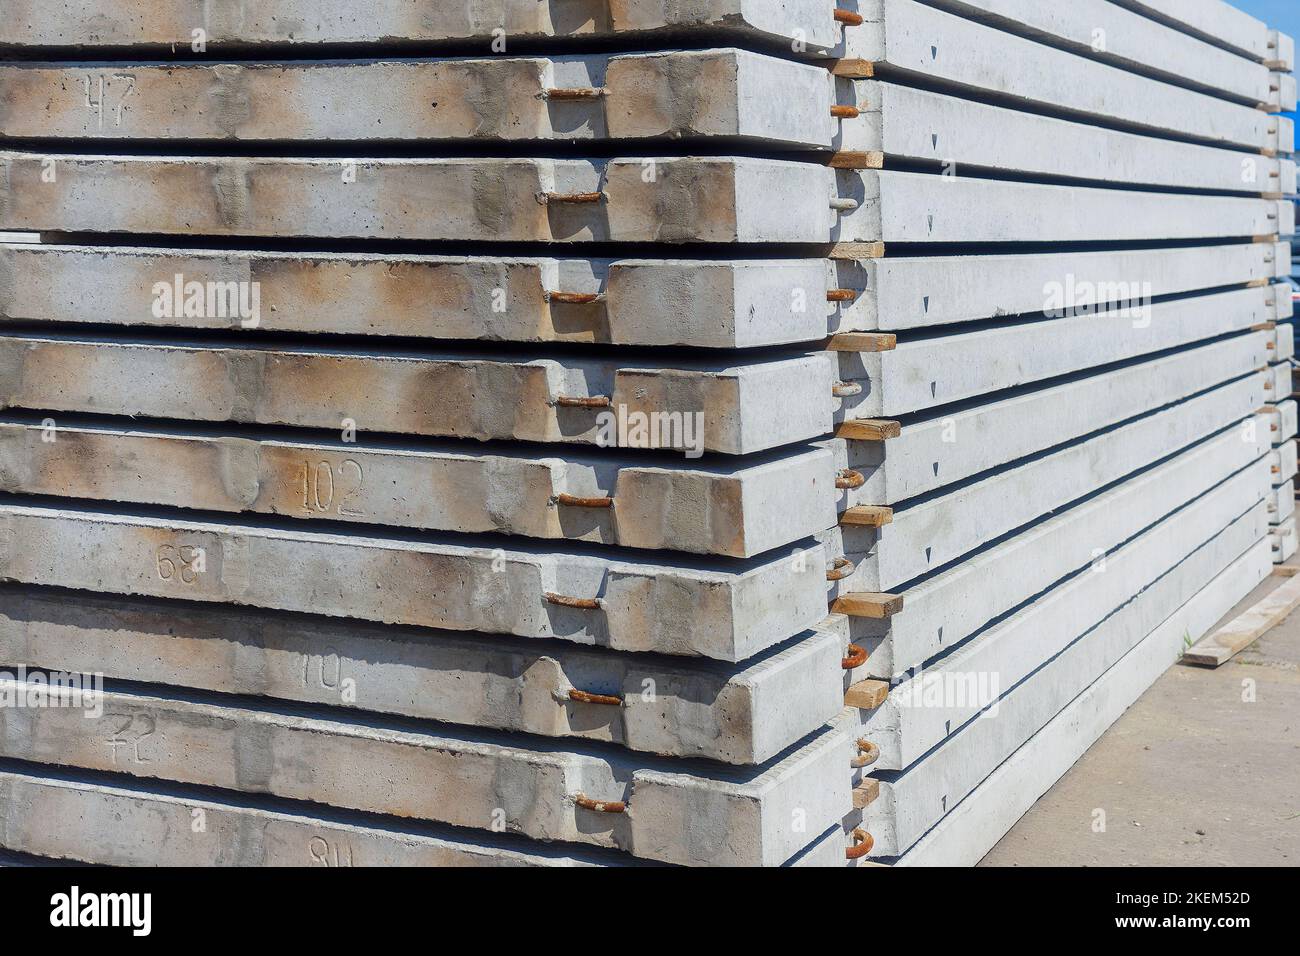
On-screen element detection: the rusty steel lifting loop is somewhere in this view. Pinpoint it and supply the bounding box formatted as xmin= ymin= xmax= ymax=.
xmin=834 ymin=9 xmax=866 ymax=27
xmin=836 ymin=468 xmax=866 ymax=490
xmin=831 ymin=105 xmax=861 ymax=119
xmin=554 ymin=395 xmax=612 ymax=409
xmin=842 ymin=644 xmax=868 ymax=670
xmin=556 ymin=493 xmax=615 ymax=509
xmin=545 ymin=592 xmax=602 ymax=610
xmin=832 ymin=381 xmax=862 ymax=398
xmin=567 ymin=688 xmax=623 ymax=706
xmin=851 ymin=738 xmax=880 ymax=769
xmin=574 ymin=793 xmax=627 ymax=814
xmin=547 ymin=291 xmax=605 ymax=304
xmin=846 ymin=828 xmax=875 ymax=860
xmin=827 ymin=557 xmax=856 ymax=582
xmin=826 ymin=289 xmax=858 ymax=302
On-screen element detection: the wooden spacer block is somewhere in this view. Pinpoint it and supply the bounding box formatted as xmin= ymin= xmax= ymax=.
xmin=832 ymin=592 xmax=904 ymax=619
xmin=841 ymin=505 xmax=893 ymax=528
xmin=830 ymin=241 xmax=886 ymax=260
xmin=831 ymin=59 xmax=875 ymax=78
xmin=838 ymin=418 xmax=902 ymax=441
xmin=852 ymin=778 xmax=882 ymax=809
xmin=845 ymin=679 xmax=891 ymax=710
xmin=829 ymin=150 xmax=884 ymax=170
xmin=828 ymin=332 xmax=897 ymax=353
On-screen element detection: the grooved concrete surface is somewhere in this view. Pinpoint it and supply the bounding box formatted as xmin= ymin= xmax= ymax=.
xmin=981 ymin=569 xmax=1300 ymax=866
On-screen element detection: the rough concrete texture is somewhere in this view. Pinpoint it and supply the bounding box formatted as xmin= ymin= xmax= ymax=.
xmin=836 ymin=244 xmax=1288 ymax=333
xmin=0 ymin=244 xmax=836 ymax=348
xmin=900 ymin=538 xmax=1274 ymax=866
xmin=0 ymin=152 xmax=844 ymax=244
xmin=845 ymin=0 xmax=1287 ymax=151
xmin=0 ymin=50 xmax=836 ymax=147
xmin=0 ymin=419 xmax=838 ymax=557
xmin=835 ymin=334 xmax=1271 ymax=507
xmin=919 ymin=0 xmax=1284 ymax=106
xmin=0 ymin=677 xmax=853 ymax=866
xmin=0 ymin=585 xmax=845 ymax=765
xmin=865 ymin=499 xmax=1269 ymax=858
xmin=0 ymin=762 xmax=619 ymax=867
xmin=852 ymin=429 xmax=1270 ymax=681
xmin=843 ymin=80 xmax=1295 ymax=194
xmin=841 ymin=285 xmax=1282 ymax=418
xmin=978 ymin=552 xmax=1299 ymax=867
xmin=5 ymin=153 xmax=1290 ymax=247
xmin=841 ymin=171 xmax=1293 ymax=248
xmin=829 ymin=389 xmax=1267 ymax=594
xmin=0 ymin=0 xmax=846 ymax=53
xmin=0 ymin=501 xmax=828 ymax=661
xmin=0 ymin=333 xmax=837 ymax=455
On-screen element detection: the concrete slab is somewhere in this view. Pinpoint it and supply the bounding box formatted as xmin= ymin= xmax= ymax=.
xmin=829 ymin=389 xmax=1267 ymax=593
xmin=839 ymin=285 xmax=1282 ymax=418
xmin=851 ymin=426 xmax=1271 ymax=680
xmin=844 ymin=0 xmax=1287 ymax=151
xmin=840 ymin=171 xmax=1292 ymax=246
xmin=918 ymin=0 xmax=1282 ymax=106
xmin=2 ymin=153 xmax=1288 ymax=246
xmin=0 ymin=418 xmax=838 ymax=558
xmin=0 ymin=761 xmax=623 ymax=866
xmin=0 ymin=244 xmax=835 ymax=349
xmin=1268 ymin=484 xmax=1295 ymax=526
xmin=0 ymin=332 xmax=837 ymax=456
xmin=865 ymin=496 xmax=1268 ymax=857
xmin=841 ymin=80 xmax=1294 ymax=193
xmin=900 ymin=537 xmax=1274 ymax=866
xmin=859 ymin=468 xmax=1270 ymax=774
xmin=1271 ymin=439 xmax=1298 ymax=486
xmin=0 ymin=677 xmax=854 ymax=866
xmin=0 ymin=51 xmax=837 ymax=147
xmin=0 ymin=585 xmax=845 ymax=765
xmin=0 ymin=0 xmax=847 ymax=55
xmin=0 ymin=152 xmax=846 ymax=244
xmin=834 ymin=334 xmax=1271 ymax=506
xmin=0 ymin=501 xmax=829 ymax=661
xmin=1272 ymin=516 xmax=1297 ymax=563
xmin=1110 ymin=0 xmax=1278 ymax=66
xmin=835 ymin=244 xmax=1288 ymax=332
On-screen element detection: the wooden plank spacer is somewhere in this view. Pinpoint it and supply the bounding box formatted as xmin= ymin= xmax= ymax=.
xmin=852 ymin=778 xmax=881 ymax=810
xmin=831 ymin=59 xmax=875 ymax=78
xmin=845 ymin=679 xmax=890 ymax=710
xmin=830 ymin=241 xmax=886 ymax=260
xmin=828 ymin=332 xmax=896 ymax=353
xmin=832 ymin=592 xmax=904 ymax=619
xmin=838 ymin=418 xmax=901 ymax=441
xmin=841 ymin=505 xmax=893 ymax=527
xmin=829 ymin=150 xmax=884 ymax=170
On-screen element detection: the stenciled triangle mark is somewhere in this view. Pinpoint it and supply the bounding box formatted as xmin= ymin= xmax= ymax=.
xmin=923 ymin=295 xmax=930 ymax=313
xmin=931 ymin=45 xmax=938 ymax=59
xmin=927 ymin=214 xmax=934 ymax=233
xmin=931 ymin=133 xmax=938 ymax=150
xmin=925 ymin=546 xmax=932 ymax=562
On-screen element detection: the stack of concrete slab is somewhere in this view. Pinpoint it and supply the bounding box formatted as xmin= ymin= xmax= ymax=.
xmin=0 ymin=0 xmax=1293 ymax=866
